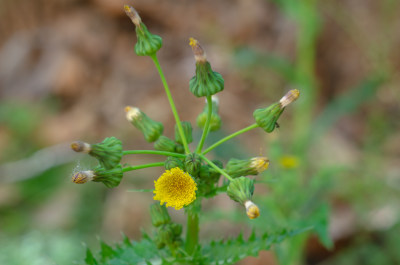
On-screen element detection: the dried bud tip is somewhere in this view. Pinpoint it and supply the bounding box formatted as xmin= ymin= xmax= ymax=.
xmin=71 ymin=141 xmax=91 ymax=153
xmin=189 ymin=37 xmax=206 ymax=62
xmin=250 ymin=157 xmax=269 ymax=173
xmin=280 ymin=89 xmax=300 ymax=108
xmin=125 ymin=106 xmax=141 ymax=121
xmin=124 ymin=5 xmax=141 ymax=26
xmin=245 ymin=200 xmax=260 ymax=219
xmin=72 ymin=171 xmax=94 ymax=184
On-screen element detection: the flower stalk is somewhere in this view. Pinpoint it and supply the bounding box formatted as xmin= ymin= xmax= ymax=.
xmin=196 ymin=95 xmax=213 ymax=153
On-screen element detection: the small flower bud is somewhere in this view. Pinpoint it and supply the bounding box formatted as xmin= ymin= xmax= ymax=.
xmin=227 ymin=177 xmax=259 ymax=219
xmin=225 ymin=157 xmax=269 ymax=178
xmin=175 ymin=143 xmax=185 ymax=154
xmin=164 ymin=156 xmax=184 ymax=171
xmin=92 ymin=165 xmax=123 ymax=188
xmin=154 ymin=136 xmax=177 ymax=153
xmin=71 ymin=170 xmax=94 ymax=184
xmin=189 ymin=38 xmax=224 ymax=97
xmin=125 ymin=106 xmax=164 ymax=142
xmin=170 ymin=223 xmax=183 ymax=237
xmin=76 ymin=137 xmax=123 ymax=170
xmin=157 ymin=225 xmax=174 ymax=245
xmin=253 ymin=89 xmax=300 ymax=133
xmin=196 ymin=96 xmax=222 ymax=131
xmin=70 ymin=141 xmax=91 ymax=153
xmin=124 ymin=5 xmax=163 ymax=56
xmin=150 ymin=203 xmax=171 ymax=227
xmin=184 ymin=153 xmax=202 ymax=177
xmin=175 ymin=121 xmax=193 ymax=145
xmin=244 ymin=200 xmax=260 ymax=219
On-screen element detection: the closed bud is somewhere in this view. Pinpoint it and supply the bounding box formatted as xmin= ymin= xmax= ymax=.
xmin=154 ymin=136 xmax=177 ymax=153
xmin=226 ymin=176 xmax=255 ymax=205
xmin=72 ymin=137 xmax=123 ymax=170
xmin=244 ymin=200 xmax=260 ymax=219
xmin=189 ymin=38 xmax=224 ymax=97
xmin=170 ymin=223 xmax=183 ymax=237
xmin=164 ymin=156 xmax=184 ymax=171
xmin=225 ymin=157 xmax=269 ymax=178
xmin=208 ymin=160 xmax=223 ymax=183
xmin=92 ymin=165 xmax=123 ymax=188
xmin=184 ymin=153 xmax=202 ymax=177
xmin=157 ymin=225 xmax=174 ymax=245
xmin=124 ymin=5 xmax=162 ymax=56
xmin=197 ymin=96 xmax=222 ymax=131
xmin=125 ymin=106 xmax=163 ymax=142
xmin=175 ymin=121 xmax=193 ymax=144
xmin=150 ymin=203 xmax=171 ymax=227
xmin=174 ymin=143 xmax=185 ymax=154
xmin=253 ymin=89 xmax=300 ymax=133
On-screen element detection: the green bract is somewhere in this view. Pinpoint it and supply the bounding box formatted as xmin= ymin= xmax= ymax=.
xmin=89 ymin=137 xmax=123 ymax=169
xmin=135 ymin=23 xmax=162 ymax=56
xmin=93 ymin=165 xmax=123 ymax=188
xmin=253 ymin=102 xmax=284 ymax=133
xmin=189 ymin=61 xmax=224 ymax=97
xmin=164 ymin=156 xmax=184 ymax=170
xmin=175 ymin=121 xmax=193 ymax=144
xmin=226 ymin=177 xmax=255 ymax=204
xmin=154 ymin=136 xmax=177 ymax=152
xmin=126 ymin=107 xmax=164 ymax=142
xmin=150 ymin=203 xmax=171 ymax=227
xmin=184 ymin=153 xmax=201 ymax=177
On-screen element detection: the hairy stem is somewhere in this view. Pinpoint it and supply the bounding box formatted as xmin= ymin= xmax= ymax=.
xmin=123 ymin=150 xmax=186 ymax=158
xmin=150 ymin=54 xmax=190 ymax=154
xmin=196 ymin=95 xmax=213 ymax=153
xmin=198 ymin=154 xmax=233 ymax=181
xmin=201 ymin=123 xmax=259 ymax=155
xmin=122 ymin=162 xmax=164 ymax=172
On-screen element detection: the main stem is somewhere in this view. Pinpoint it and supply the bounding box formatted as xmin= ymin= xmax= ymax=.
xmin=196 ymin=95 xmax=212 ymax=153
xmin=150 ymin=54 xmax=190 ymax=154
xmin=122 ymin=150 xmax=186 ymax=158
xmin=201 ymin=123 xmax=259 ymax=155
xmin=185 ymin=211 xmax=199 ymax=255
xmin=122 ymin=162 xmax=164 ymax=172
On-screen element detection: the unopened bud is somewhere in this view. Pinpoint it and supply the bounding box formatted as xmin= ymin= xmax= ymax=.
xmin=92 ymin=165 xmax=123 ymax=188
xmin=125 ymin=106 xmax=164 ymax=142
xmin=227 ymin=176 xmax=254 ymax=205
xmin=175 ymin=121 xmax=193 ymax=145
xmin=70 ymin=141 xmax=91 ymax=153
xmin=150 ymin=203 xmax=171 ymax=227
xmin=154 ymin=136 xmax=177 ymax=153
xmin=225 ymin=157 xmax=269 ymax=178
xmin=184 ymin=153 xmax=202 ymax=177
xmin=164 ymin=156 xmax=184 ymax=171
xmin=197 ymin=96 xmax=222 ymax=131
xmin=244 ymin=200 xmax=260 ymax=219
xmin=124 ymin=5 xmax=162 ymax=56
xmin=189 ymin=38 xmax=224 ymax=97
xmin=71 ymin=170 xmax=94 ymax=184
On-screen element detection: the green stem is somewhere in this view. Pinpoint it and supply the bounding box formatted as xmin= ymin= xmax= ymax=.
xmin=122 ymin=150 xmax=186 ymax=158
xmin=198 ymin=154 xmax=233 ymax=181
xmin=201 ymin=123 xmax=259 ymax=155
xmin=185 ymin=210 xmax=199 ymax=255
xmin=150 ymin=54 xmax=190 ymax=154
xmin=122 ymin=162 xmax=164 ymax=172
xmin=196 ymin=95 xmax=213 ymax=153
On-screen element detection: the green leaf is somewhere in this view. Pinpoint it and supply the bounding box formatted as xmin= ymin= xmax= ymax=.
xmin=84 ymin=248 xmax=99 ymax=265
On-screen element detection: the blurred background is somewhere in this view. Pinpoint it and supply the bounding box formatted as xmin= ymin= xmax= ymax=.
xmin=0 ymin=0 xmax=399 ymax=264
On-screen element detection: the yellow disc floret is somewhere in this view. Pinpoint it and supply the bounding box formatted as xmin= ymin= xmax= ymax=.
xmin=153 ymin=167 xmax=197 ymax=210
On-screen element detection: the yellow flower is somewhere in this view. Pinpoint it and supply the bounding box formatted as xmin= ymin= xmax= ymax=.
xmin=279 ymin=155 xmax=299 ymax=169
xmin=153 ymin=167 xmax=197 ymax=210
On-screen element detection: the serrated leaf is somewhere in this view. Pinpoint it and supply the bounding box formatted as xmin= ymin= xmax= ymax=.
xmin=85 ymin=248 xmax=99 ymax=265
xmin=100 ymin=240 xmax=116 ymax=260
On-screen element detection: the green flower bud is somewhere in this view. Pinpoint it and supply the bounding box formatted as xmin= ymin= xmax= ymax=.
xmin=170 ymin=223 xmax=182 ymax=237
xmin=199 ymin=165 xmax=210 ymax=179
xmin=93 ymin=165 xmax=123 ymax=188
xmin=125 ymin=106 xmax=163 ymax=142
xmin=154 ymin=136 xmax=177 ymax=152
xmin=184 ymin=153 xmax=202 ymax=177
xmin=225 ymin=157 xmax=269 ymax=178
xmin=157 ymin=225 xmax=174 ymax=245
xmin=196 ymin=96 xmax=222 ymax=131
xmin=227 ymin=177 xmax=254 ymax=205
xmin=150 ymin=203 xmax=171 ymax=227
xmin=124 ymin=5 xmax=162 ymax=56
xmin=175 ymin=121 xmax=193 ymax=144
xmin=71 ymin=137 xmax=123 ymax=169
xmin=175 ymin=143 xmax=185 ymax=154
xmin=188 ymin=38 xmax=224 ymax=97
xmin=164 ymin=156 xmax=184 ymax=171
xmin=253 ymin=89 xmax=300 ymax=133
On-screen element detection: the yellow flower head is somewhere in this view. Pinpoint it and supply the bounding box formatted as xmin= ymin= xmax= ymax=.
xmin=153 ymin=167 xmax=197 ymax=210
